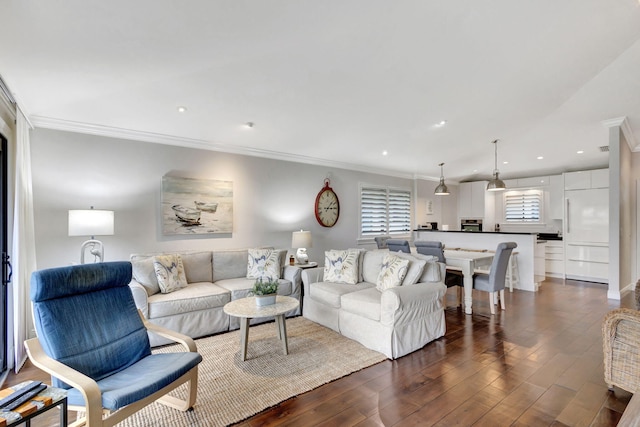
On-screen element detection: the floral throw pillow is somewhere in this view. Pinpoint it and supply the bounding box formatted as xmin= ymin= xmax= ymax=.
xmin=323 ymin=249 xmax=360 ymax=284
xmin=153 ymin=254 xmax=188 ymax=294
xmin=376 ymin=254 xmax=410 ymax=291
xmin=247 ymin=248 xmax=281 ymax=281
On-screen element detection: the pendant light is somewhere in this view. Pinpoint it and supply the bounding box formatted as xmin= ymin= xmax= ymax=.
xmin=486 ymin=139 xmax=506 ymax=191
xmin=434 ymin=162 xmax=450 ymax=195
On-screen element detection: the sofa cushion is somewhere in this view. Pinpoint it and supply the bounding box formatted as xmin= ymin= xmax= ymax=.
xmin=247 ymin=248 xmax=282 ymax=281
xmin=324 ymin=249 xmax=360 ymax=284
xmin=341 ymin=287 xmax=382 ymax=321
xmin=131 ymin=257 xmax=160 ymax=296
xmin=180 ymin=251 xmax=213 ymax=283
xmin=392 ymin=252 xmax=428 ymax=285
xmin=361 ymin=250 xmax=388 ymax=284
xmin=376 ymin=254 xmax=409 ymax=291
xmin=153 ymin=255 xmax=188 ymax=294
xmin=147 ymin=282 xmax=231 ymax=318
xmin=212 ymin=250 xmax=249 ymax=282
xmin=309 ymin=281 xmax=375 ymax=308
xmin=412 ymin=253 xmax=442 ymax=283
xmin=215 ymin=277 xmax=293 ymax=300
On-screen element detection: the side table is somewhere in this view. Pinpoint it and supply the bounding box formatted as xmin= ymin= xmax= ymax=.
xmin=294 ymin=261 xmax=318 ymax=269
xmin=0 ymin=381 xmax=67 ymax=427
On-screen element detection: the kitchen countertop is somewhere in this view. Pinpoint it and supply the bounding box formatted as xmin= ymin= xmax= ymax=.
xmin=414 ymin=229 xmax=537 ymax=235
xmin=414 ymin=229 xmax=563 ymax=241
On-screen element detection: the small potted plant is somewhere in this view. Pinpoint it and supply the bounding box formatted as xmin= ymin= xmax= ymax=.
xmin=250 ymin=278 xmax=279 ymax=306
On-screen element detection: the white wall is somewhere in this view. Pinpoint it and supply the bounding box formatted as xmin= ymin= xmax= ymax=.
xmin=30 ymin=128 xmax=460 ymax=269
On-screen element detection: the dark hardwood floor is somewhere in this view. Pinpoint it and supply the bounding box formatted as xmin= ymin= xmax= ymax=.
xmin=5 ymin=277 xmax=635 ymax=426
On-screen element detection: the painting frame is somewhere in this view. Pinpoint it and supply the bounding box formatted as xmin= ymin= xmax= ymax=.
xmin=162 ymin=176 xmax=233 ymax=235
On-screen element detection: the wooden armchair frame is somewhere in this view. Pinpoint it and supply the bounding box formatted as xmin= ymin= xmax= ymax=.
xmin=24 ymin=311 xmax=199 ymax=427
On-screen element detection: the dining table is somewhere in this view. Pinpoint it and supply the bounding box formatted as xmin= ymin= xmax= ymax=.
xmin=443 ymin=249 xmax=494 ymax=315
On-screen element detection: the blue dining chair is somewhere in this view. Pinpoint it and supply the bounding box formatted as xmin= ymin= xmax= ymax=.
xmin=473 ymin=242 xmax=517 ymax=314
xmin=415 ymin=240 xmax=464 ymax=306
xmin=25 ymin=261 xmax=203 ymax=427
xmin=386 ymin=239 xmax=411 ymax=253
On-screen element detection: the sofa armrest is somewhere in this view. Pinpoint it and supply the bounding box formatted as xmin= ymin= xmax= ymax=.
xmin=380 ymin=282 xmax=446 ymax=327
xmin=283 ymin=265 xmax=302 ymax=296
xmin=301 ymin=268 xmax=324 ymax=296
xmin=129 ymin=280 xmax=149 ymax=318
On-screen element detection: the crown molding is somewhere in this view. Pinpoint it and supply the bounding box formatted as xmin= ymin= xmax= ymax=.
xmin=30 ymin=115 xmax=416 ymax=180
xmin=602 ymin=116 xmax=639 ymax=152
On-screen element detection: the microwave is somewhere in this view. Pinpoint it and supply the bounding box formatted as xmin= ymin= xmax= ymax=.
xmin=461 ymin=219 xmax=482 ymax=232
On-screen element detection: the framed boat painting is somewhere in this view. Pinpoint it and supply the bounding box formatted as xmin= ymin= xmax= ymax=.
xmin=162 ymin=176 xmax=233 ymax=235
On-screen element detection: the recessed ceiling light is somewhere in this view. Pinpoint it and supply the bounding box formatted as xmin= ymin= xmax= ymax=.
xmin=473 ymin=169 xmax=478 ymax=173
xmin=503 ymin=161 xmax=509 ymax=165
xmin=177 ymin=106 xmax=187 ymax=113
xmin=537 ymin=156 xmax=544 ymax=160
xmin=434 ymin=120 xmax=447 ymax=127
xmin=382 ymin=150 xmax=388 ymax=156
xmin=244 ymin=122 xmax=255 ymax=128
xmin=577 ymin=150 xmax=584 ymax=154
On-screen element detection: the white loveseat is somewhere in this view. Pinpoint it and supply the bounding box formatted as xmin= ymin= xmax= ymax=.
xmin=302 ymin=249 xmax=446 ymax=359
xmin=128 ymin=249 xmax=302 ymax=346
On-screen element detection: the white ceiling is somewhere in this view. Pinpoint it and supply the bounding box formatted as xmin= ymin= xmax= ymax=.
xmin=1 ymin=0 xmax=640 ymax=182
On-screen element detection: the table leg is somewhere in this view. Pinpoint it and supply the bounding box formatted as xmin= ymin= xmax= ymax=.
xmin=61 ymin=398 xmax=68 ymax=427
xmin=239 ymin=317 xmax=250 ymax=361
xmin=276 ymin=314 xmax=289 ymax=355
xmin=462 ymin=261 xmax=474 ymax=315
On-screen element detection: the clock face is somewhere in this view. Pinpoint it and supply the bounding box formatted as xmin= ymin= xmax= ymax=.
xmin=315 ymin=186 xmax=340 ymax=227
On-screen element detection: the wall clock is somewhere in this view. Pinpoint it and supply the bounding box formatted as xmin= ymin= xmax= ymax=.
xmin=315 ymin=179 xmax=340 ymax=227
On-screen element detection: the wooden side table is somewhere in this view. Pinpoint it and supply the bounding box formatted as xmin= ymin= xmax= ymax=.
xmin=0 ymin=381 xmax=67 ymax=427
xmin=294 ymin=261 xmax=318 ymax=269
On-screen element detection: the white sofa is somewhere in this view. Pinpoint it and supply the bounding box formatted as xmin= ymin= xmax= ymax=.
xmin=302 ymin=249 xmax=446 ymax=359
xmin=128 ymin=249 xmax=302 ymax=346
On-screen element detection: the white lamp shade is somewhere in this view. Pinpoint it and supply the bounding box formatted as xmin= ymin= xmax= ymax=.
xmin=291 ymin=230 xmax=312 ymax=248
xmin=69 ymin=210 xmax=114 ymax=237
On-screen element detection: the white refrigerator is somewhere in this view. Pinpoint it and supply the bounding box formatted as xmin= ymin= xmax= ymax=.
xmin=564 ymin=188 xmax=609 ymax=283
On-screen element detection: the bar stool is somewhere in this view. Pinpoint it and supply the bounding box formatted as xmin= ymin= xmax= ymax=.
xmin=507 ymin=251 xmax=519 ymax=292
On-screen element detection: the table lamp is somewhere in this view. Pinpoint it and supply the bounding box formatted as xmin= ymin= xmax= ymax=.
xmin=68 ymin=207 xmax=114 ymax=264
xmin=291 ymin=230 xmax=312 ymax=264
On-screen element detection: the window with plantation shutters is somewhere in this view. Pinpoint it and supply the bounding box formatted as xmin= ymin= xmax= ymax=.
xmin=504 ymin=190 xmax=543 ymax=223
xmin=360 ymin=185 xmax=412 ymax=237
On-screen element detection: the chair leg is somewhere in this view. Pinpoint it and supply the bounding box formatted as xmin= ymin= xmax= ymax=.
xmin=499 ymin=289 xmax=506 ymax=310
xmin=489 ymin=293 xmax=496 ymax=315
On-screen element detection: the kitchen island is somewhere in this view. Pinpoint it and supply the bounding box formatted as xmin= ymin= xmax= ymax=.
xmin=413 ymin=230 xmax=543 ymax=292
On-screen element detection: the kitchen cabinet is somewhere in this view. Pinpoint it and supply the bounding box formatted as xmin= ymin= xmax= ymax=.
xmin=591 ymin=168 xmax=609 ymax=188
xmin=458 ymin=181 xmax=489 ymax=219
xmin=544 ymin=241 xmax=564 ymax=278
xmin=564 ymin=168 xmax=608 ymax=190
xmin=535 ymin=241 xmax=546 ymax=278
xmin=549 ymin=175 xmax=563 ymax=219
xmin=502 ymin=176 xmax=549 ymax=188
xmin=518 ymin=176 xmax=550 ymax=187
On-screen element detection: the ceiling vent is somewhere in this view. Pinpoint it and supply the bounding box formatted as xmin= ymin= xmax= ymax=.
xmin=599 ymin=145 xmax=609 ymax=152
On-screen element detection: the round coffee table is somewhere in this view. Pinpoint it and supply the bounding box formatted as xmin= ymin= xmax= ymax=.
xmin=223 ymin=296 xmax=300 ymax=361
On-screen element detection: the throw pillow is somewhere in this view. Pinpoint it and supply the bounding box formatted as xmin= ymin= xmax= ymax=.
xmin=376 ymin=254 xmax=410 ymax=291
xmin=131 ymin=256 xmax=161 ymax=296
xmin=153 ymin=254 xmax=188 ymax=294
xmin=392 ymin=252 xmax=428 ymax=285
xmin=247 ymin=248 xmax=281 ymax=281
xmin=324 ymin=249 xmax=360 ymax=284
xmin=413 ymin=253 xmax=442 ymax=283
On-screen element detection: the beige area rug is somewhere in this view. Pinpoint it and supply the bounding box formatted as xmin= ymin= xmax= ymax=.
xmin=119 ymin=317 xmax=387 ymax=427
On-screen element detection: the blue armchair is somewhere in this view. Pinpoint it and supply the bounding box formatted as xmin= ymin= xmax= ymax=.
xmin=24 ymin=261 xmax=202 ymax=427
